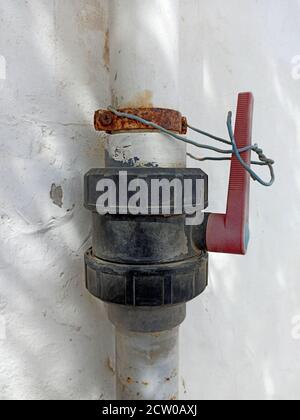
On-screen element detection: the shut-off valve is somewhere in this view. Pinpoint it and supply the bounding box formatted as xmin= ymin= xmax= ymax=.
xmin=85 ymin=92 xmax=274 ymax=310
xmin=84 ymin=92 xmax=274 ymax=360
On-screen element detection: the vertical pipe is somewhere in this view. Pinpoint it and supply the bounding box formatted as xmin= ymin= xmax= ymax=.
xmin=108 ymin=0 xmax=184 ymax=400
xmin=110 ymin=0 xmax=180 ymax=109
xmin=107 ymin=0 xmax=186 ymax=168
xmin=116 ymin=328 xmax=179 ymax=401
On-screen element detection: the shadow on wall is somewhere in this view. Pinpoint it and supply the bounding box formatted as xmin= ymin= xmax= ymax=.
xmin=180 ymin=0 xmax=300 ymax=400
xmin=0 ymin=0 xmax=115 ymax=400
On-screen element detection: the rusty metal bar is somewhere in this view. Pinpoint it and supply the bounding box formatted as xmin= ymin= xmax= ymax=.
xmin=94 ymin=108 xmax=187 ymax=134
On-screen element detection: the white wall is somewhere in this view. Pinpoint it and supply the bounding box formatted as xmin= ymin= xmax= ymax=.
xmin=0 ymin=0 xmax=300 ymax=400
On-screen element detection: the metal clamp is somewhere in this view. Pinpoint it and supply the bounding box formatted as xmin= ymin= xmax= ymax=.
xmin=94 ymin=107 xmax=188 ymax=134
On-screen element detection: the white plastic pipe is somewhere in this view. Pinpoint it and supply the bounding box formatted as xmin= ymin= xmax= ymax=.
xmin=108 ymin=0 xmax=184 ymax=400
xmin=116 ymin=328 xmax=179 ymax=401
xmin=107 ymin=0 xmax=186 ymax=168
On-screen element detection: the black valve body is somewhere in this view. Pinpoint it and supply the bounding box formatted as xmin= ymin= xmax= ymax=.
xmin=84 ymin=168 xmax=209 ymax=307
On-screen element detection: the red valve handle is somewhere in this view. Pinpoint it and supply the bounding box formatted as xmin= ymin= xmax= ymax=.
xmin=206 ymin=92 xmax=254 ymax=255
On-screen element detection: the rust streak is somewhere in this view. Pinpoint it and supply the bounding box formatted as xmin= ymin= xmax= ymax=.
xmin=125 ymin=90 xmax=154 ymax=108
xmin=103 ymin=29 xmax=110 ymax=71
xmin=106 ymin=357 xmax=115 ymax=375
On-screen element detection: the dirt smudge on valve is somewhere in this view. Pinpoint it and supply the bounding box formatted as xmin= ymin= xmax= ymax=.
xmin=50 ymin=184 xmax=63 ymax=208
xmin=124 ymin=90 xmax=154 ymax=108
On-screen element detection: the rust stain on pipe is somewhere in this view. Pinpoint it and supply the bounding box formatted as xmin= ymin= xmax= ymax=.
xmin=103 ymin=29 xmax=110 ymax=71
xmin=142 ymin=381 xmax=149 ymax=386
xmin=124 ymin=90 xmax=154 ymax=108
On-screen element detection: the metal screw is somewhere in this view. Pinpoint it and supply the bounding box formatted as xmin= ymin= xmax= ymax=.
xmin=100 ymin=111 xmax=113 ymax=126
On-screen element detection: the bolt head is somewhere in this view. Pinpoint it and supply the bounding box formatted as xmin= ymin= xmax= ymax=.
xmin=100 ymin=112 xmax=113 ymax=126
